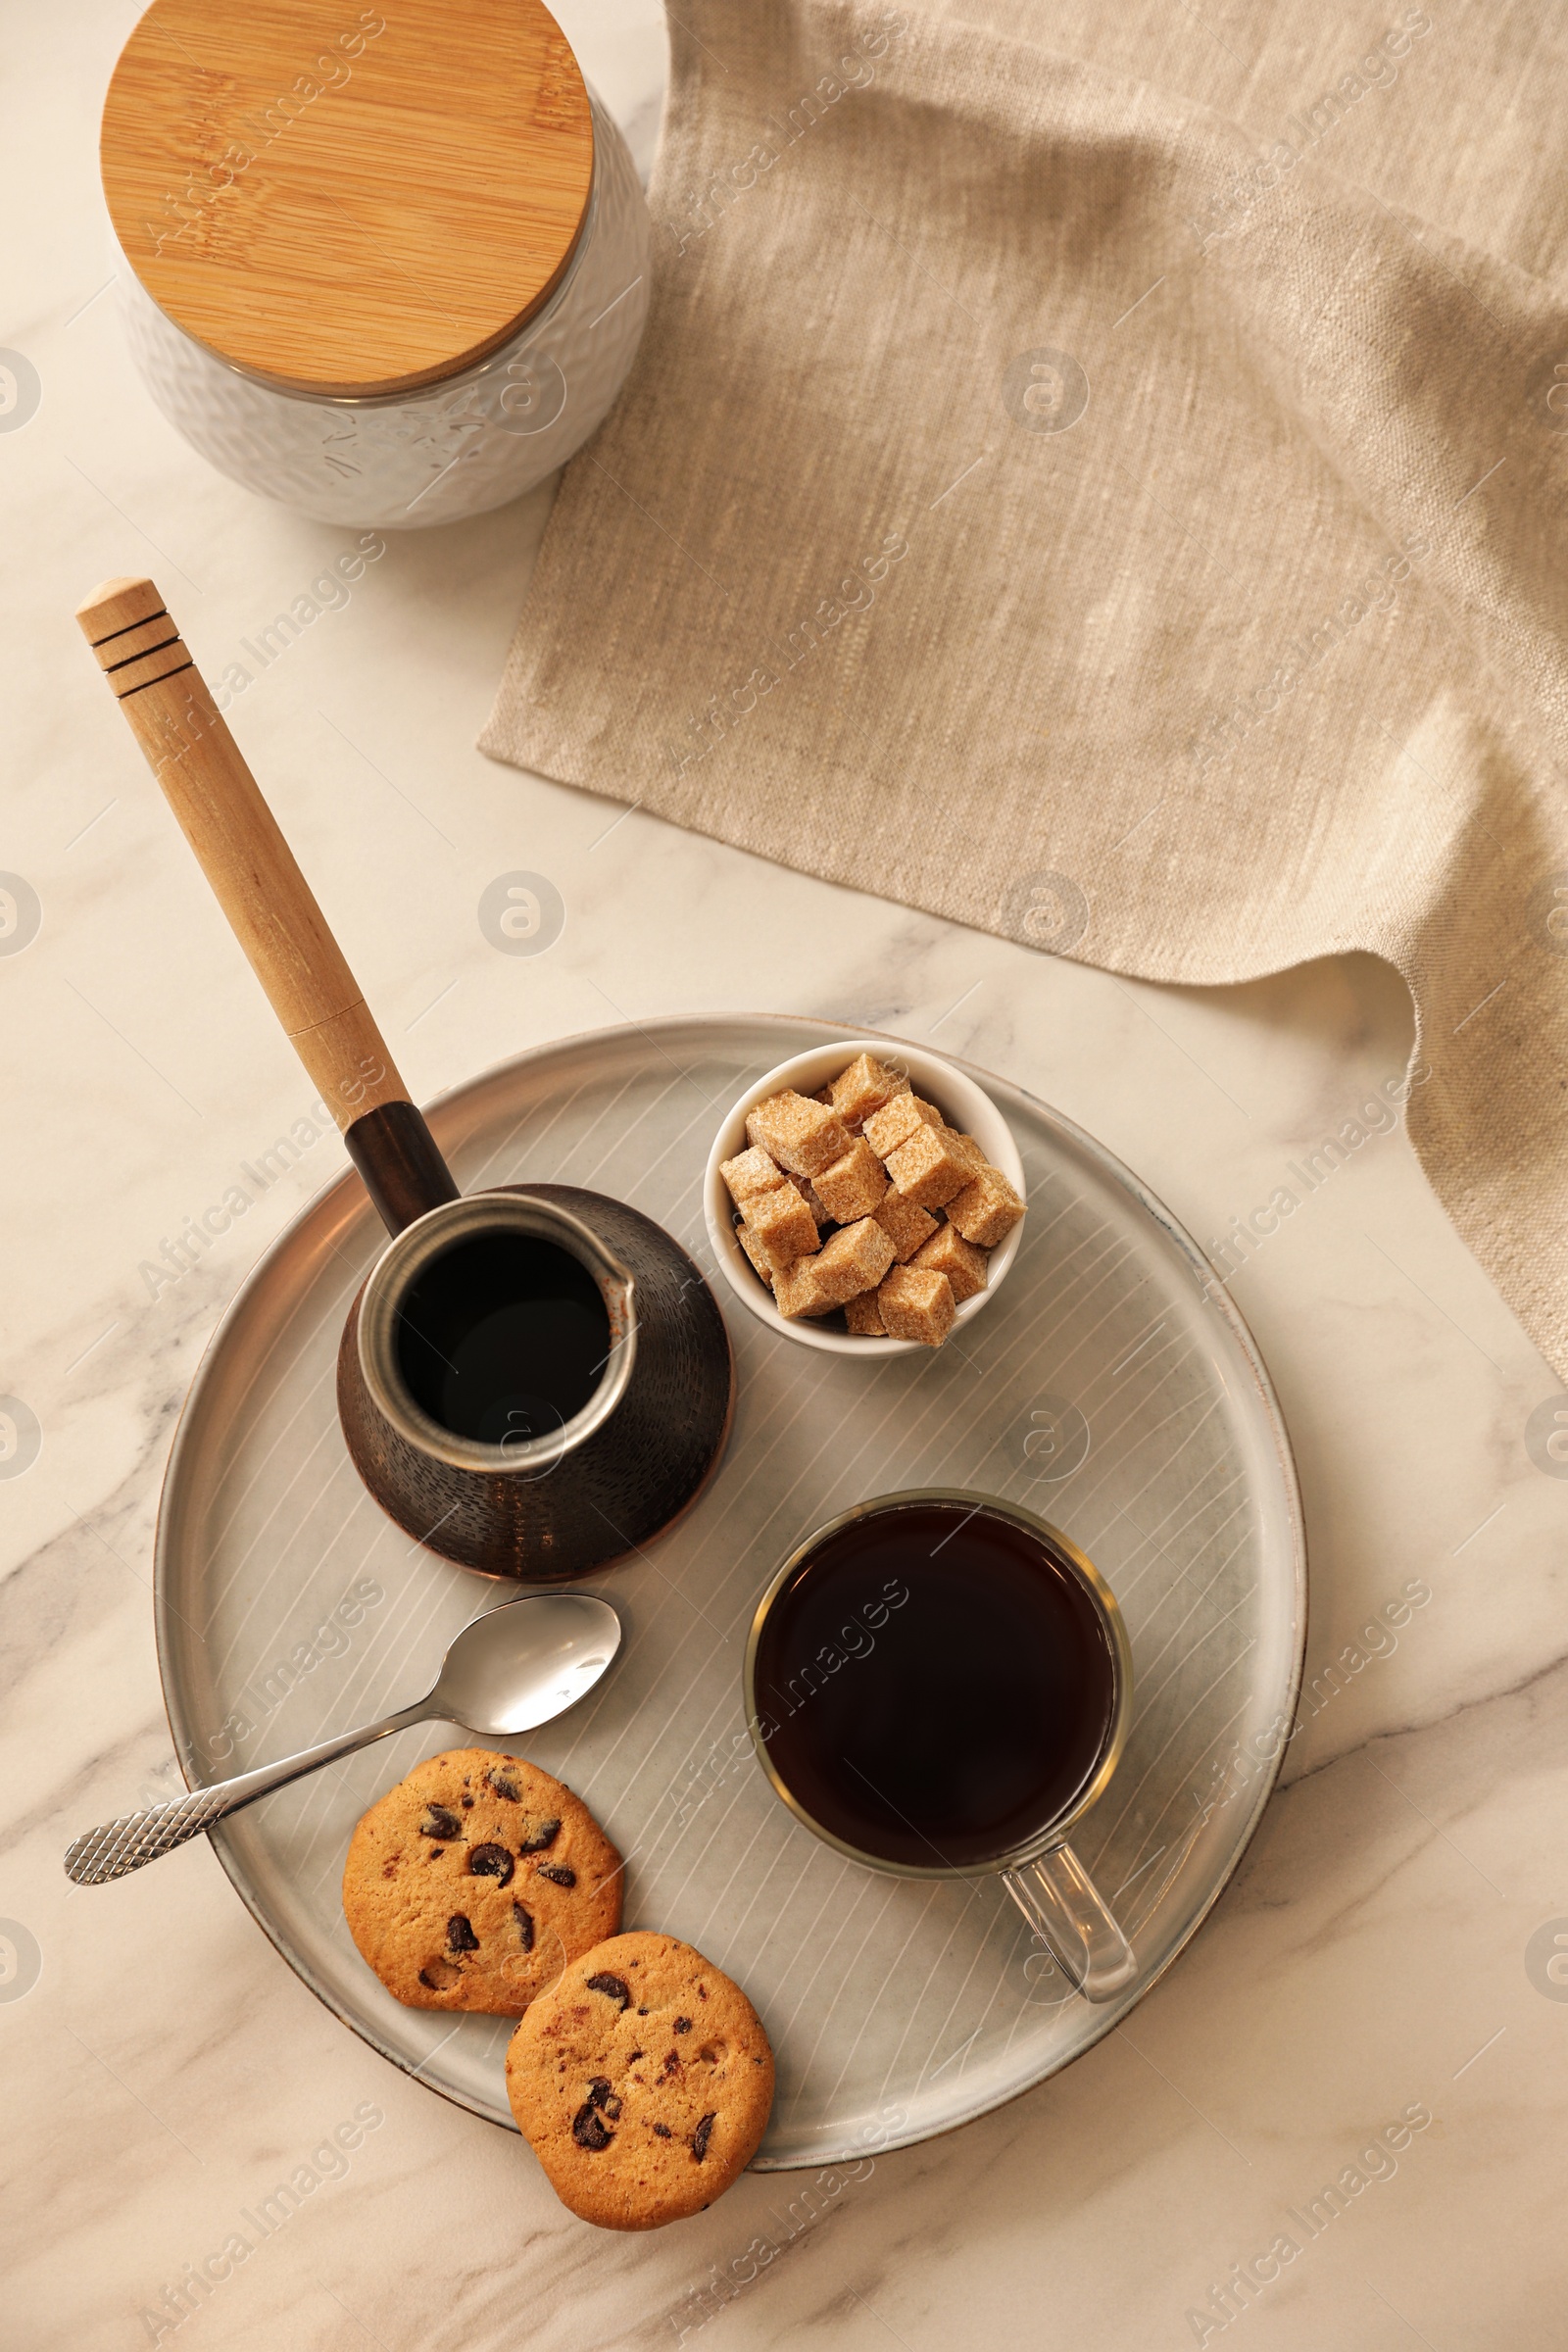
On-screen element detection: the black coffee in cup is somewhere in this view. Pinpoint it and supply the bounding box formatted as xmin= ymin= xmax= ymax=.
xmin=751 ymin=1497 xmax=1119 ymax=1871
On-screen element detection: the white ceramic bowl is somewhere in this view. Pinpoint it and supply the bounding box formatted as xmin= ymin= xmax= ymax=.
xmin=703 ymin=1038 xmax=1027 ymax=1357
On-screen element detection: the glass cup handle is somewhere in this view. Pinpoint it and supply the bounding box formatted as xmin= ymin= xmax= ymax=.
xmin=1004 ymin=1840 xmax=1137 ymax=2004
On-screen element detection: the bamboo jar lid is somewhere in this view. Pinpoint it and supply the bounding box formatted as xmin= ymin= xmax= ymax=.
xmin=101 ymin=0 xmax=595 ymax=399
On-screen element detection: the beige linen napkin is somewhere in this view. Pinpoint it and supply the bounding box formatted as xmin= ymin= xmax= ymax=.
xmin=483 ymin=0 xmax=1568 ymax=1378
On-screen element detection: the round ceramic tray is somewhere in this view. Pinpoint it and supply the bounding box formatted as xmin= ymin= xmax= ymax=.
xmin=155 ymin=1014 xmax=1306 ymax=2170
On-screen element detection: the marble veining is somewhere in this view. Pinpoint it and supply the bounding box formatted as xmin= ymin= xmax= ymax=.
xmin=4 ymin=3 xmax=1568 ymax=2347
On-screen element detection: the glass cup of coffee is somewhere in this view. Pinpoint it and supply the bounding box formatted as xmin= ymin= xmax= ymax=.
xmin=744 ymin=1490 xmax=1137 ymax=2002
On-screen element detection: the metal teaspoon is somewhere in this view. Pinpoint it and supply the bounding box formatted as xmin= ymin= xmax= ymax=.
xmin=64 ymin=1592 xmax=621 ymax=1886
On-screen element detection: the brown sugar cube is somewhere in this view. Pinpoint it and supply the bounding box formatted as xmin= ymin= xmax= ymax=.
xmin=862 ymin=1093 xmax=945 ymax=1160
xmin=884 ymin=1124 xmax=972 ymax=1210
xmin=737 ymin=1222 xmax=776 ymax=1290
xmin=911 ymin=1222 xmax=990 ymax=1303
xmin=787 ymin=1172 xmax=832 ymax=1227
xmin=844 ymin=1290 xmax=887 ymax=1337
xmin=877 ymin=1265 xmax=956 ymax=1348
xmin=827 ymin=1053 xmax=909 ymax=1129
xmin=947 ymin=1165 xmax=1026 ymax=1249
xmin=746 ymin=1090 xmax=852 ymax=1178
xmin=754 ymin=1233 xmax=816 ymax=1278
xmin=721 ymin=1145 xmax=788 ymax=1208
xmin=941 ymin=1129 xmax=988 ymax=1178
xmin=743 ymin=1181 xmax=820 ymax=1268
xmin=809 ymin=1216 xmax=897 ymax=1304
xmin=813 ymin=1137 xmax=888 ymax=1224
xmin=873 ymin=1191 xmax=939 ymax=1262
xmin=773 ymin=1255 xmax=838 ymax=1318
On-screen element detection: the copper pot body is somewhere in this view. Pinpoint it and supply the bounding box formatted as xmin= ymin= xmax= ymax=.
xmin=337 ymin=1184 xmax=734 ymax=1580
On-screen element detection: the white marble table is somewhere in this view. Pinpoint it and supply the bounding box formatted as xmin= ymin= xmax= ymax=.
xmin=6 ymin=5 xmax=1568 ymax=2346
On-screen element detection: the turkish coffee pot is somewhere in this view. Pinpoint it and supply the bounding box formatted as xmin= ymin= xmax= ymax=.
xmin=76 ymin=576 xmax=733 ymax=1579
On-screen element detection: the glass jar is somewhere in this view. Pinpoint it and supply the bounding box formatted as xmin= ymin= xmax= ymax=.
xmin=100 ymin=3 xmax=650 ymax=530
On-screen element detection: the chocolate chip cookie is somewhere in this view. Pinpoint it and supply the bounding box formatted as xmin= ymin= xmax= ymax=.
xmin=506 ymin=1932 xmax=774 ymax=2230
xmin=342 ymin=1748 xmax=622 ymax=2015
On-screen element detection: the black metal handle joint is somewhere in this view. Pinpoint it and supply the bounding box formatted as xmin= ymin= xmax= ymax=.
xmin=345 ymin=1100 xmax=461 ymax=1236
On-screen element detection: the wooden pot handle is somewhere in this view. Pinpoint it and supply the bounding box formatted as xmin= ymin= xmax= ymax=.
xmin=74 ymin=575 xmax=407 ymax=1133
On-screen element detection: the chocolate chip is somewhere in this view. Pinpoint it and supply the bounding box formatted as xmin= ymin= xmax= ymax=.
xmin=693 ymin=2114 xmax=716 ymax=2162
xmin=467 ymin=1842 xmax=514 ymax=1886
xmin=585 ymin=1972 xmax=631 ymax=2009
xmin=673 ymin=2017 xmax=692 ymax=2034
xmin=512 ymin=1902 xmax=534 ymax=1952
xmin=447 ymin=1914 xmax=479 ymax=1953
xmin=571 ymin=2103 xmax=614 ymax=2151
xmin=662 ymin=2050 xmax=681 ymax=2075
xmin=535 ymin=1862 xmax=575 ymax=1887
xmin=419 ymin=1804 xmax=463 ymax=1839
xmin=627 ymin=2050 xmax=643 ymax=2062
xmin=517 ymin=1817 xmax=562 ymax=1853
xmin=585 ymin=2077 xmax=622 ymax=2121
xmin=653 ymin=2123 xmax=672 ymax=2139
xmin=417 ymin=1968 xmax=437 ymax=1988
xmin=486 ymin=1768 xmax=522 ymax=1802
xmin=460 ymin=1795 xmax=474 ymax=1809
xmin=637 ymin=2006 xmax=650 ymax=2016
xmin=698 ymin=1984 xmax=708 ymax=1999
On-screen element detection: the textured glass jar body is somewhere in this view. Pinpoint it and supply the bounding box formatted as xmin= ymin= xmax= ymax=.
xmin=116 ymin=93 xmax=649 ymax=530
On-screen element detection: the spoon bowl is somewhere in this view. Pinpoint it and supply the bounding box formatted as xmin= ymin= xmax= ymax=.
xmin=431 ymin=1592 xmax=621 ymax=1737
xmin=65 ymin=1592 xmax=622 ymax=1886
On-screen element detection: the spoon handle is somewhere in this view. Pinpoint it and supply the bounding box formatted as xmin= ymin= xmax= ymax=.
xmin=63 ymin=1699 xmax=432 ymax=1886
